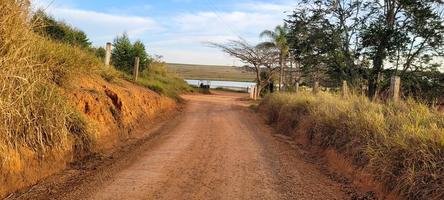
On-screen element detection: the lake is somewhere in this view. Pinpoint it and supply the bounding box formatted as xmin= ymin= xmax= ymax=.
xmin=185 ymin=80 xmax=256 ymax=92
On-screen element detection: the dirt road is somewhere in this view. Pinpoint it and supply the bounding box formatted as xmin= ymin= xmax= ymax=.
xmin=13 ymin=92 xmax=349 ymax=200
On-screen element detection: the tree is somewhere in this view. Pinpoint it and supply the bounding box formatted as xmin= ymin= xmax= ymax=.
xmin=111 ymin=34 xmax=152 ymax=74
xmin=210 ymin=39 xmax=280 ymax=99
xmin=112 ymin=33 xmax=134 ymax=73
xmin=362 ymin=0 xmax=444 ymax=98
xmin=260 ymin=24 xmax=290 ymax=90
xmin=286 ymin=0 xmax=369 ymax=87
xmin=285 ymin=0 xmax=444 ymax=101
xmin=133 ymin=40 xmax=151 ymax=72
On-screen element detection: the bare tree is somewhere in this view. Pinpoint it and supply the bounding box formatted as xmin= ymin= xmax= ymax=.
xmin=209 ymin=39 xmax=280 ymax=99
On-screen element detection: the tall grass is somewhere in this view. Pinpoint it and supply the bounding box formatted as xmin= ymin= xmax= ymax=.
xmin=1 ymin=0 xmax=69 ymax=154
xmin=0 ymin=1 xmax=101 ymax=195
xmin=260 ymin=91 xmax=444 ymax=200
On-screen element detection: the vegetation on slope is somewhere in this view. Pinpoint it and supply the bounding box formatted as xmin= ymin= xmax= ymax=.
xmin=260 ymin=92 xmax=444 ymax=200
xmin=125 ymin=61 xmax=194 ymax=102
xmin=0 ymin=1 xmax=189 ymax=197
xmin=0 ymin=1 xmax=100 ymax=195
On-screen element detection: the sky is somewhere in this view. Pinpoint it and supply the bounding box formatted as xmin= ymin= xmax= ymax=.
xmin=32 ymin=0 xmax=298 ymax=65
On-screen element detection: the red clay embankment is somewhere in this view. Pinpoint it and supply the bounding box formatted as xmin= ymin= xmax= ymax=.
xmin=1 ymin=75 xmax=178 ymax=198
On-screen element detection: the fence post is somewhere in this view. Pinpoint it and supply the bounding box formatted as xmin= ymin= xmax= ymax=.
xmin=375 ymin=72 xmax=384 ymax=98
xmin=295 ymin=81 xmax=300 ymax=93
xmin=341 ymin=80 xmax=348 ymax=97
xmin=361 ymin=83 xmax=366 ymax=96
xmin=105 ymin=42 xmax=112 ymax=66
xmin=133 ymin=57 xmax=140 ymax=81
xmin=313 ymin=81 xmax=319 ymax=94
xmin=389 ymin=76 xmax=401 ymax=102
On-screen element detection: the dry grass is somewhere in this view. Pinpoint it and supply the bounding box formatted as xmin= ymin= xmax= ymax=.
xmin=0 ymin=1 xmax=103 ymax=196
xmin=260 ymin=91 xmax=444 ymax=200
xmin=1 ymin=0 xmax=69 ymax=155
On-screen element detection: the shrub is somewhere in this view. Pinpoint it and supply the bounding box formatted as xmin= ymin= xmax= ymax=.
xmin=32 ymin=9 xmax=91 ymax=48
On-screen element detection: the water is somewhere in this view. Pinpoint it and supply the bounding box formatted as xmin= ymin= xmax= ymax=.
xmin=185 ymin=80 xmax=256 ymax=91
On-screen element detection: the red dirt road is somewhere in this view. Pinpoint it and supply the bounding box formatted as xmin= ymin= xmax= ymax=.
xmin=12 ymin=92 xmax=348 ymax=200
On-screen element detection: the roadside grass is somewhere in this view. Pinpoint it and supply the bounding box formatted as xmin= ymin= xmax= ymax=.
xmin=260 ymin=91 xmax=444 ymax=200
xmin=0 ymin=1 xmax=114 ymax=195
xmin=124 ymin=61 xmax=194 ymax=102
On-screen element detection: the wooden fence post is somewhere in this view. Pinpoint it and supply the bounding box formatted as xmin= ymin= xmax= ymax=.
xmin=341 ymin=80 xmax=348 ymax=97
xmin=295 ymin=81 xmax=300 ymax=93
xmin=105 ymin=42 xmax=112 ymax=66
xmin=389 ymin=76 xmax=401 ymax=102
xmin=313 ymin=81 xmax=319 ymax=94
xmin=133 ymin=57 xmax=140 ymax=81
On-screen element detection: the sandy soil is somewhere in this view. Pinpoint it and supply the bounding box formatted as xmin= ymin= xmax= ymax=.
xmin=10 ymin=91 xmax=350 ymax=200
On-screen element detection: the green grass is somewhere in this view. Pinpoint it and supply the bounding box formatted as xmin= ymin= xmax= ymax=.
xmin=166 ymin=63 xmax=256 ymax=82
xmin=260 ymin=91 xmax=444 ymax=200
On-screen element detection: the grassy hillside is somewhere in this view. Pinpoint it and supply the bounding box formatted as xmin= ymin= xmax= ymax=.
xmin=260 ymin=92 xmax=444 ymax=200
xmin=0 ymin=1 xmax=189 ymax=197
xmin=166 ymin=63 xmax=256 ymax=82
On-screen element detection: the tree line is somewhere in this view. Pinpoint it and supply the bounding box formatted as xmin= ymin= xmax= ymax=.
xmin=215 ymin=0 xmax=444 ymax=102
xmin=32 ymin=10 xmax=152 ymax=74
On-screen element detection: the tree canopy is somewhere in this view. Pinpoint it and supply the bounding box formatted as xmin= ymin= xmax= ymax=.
xmin=285 ymin=0 xmax=444 ymax=101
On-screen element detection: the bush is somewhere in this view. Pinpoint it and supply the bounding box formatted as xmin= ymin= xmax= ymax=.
xmin=32 ymin=10 xmax=91 ymax=48
xmin=260 ymin=92 xmax=444 ymax=200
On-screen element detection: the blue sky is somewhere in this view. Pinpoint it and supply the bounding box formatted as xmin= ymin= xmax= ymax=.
xmin=33 ymin=0 xmax=297 ymax=65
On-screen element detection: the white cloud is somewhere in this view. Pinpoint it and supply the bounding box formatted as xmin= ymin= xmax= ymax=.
xmin=52 ymin=8 xmax=160 ymax=42
xmin=31 ymin=1 xmax=161 ymax=46
xmin=174 ymin=11 xmax=283 ymax=36
xmin=149 ymin=35 xmax=240 ymax=47
xmin=152 ymin=48 xmax=239 ymax=66
xmin=237 ymin=0 xmax=297 ymax=13
xmin=30 ymin=0 xmax=296 ymax=65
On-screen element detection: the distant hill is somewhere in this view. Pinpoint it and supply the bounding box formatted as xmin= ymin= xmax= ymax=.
xmin=166 ymin=63 xmax=255 ymax=82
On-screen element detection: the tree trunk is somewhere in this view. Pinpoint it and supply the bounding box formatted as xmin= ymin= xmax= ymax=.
xmin=368 ymin=1 xmax=396 ymax=99
xmin=368 ymin=46 xmax=385 ymax=99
